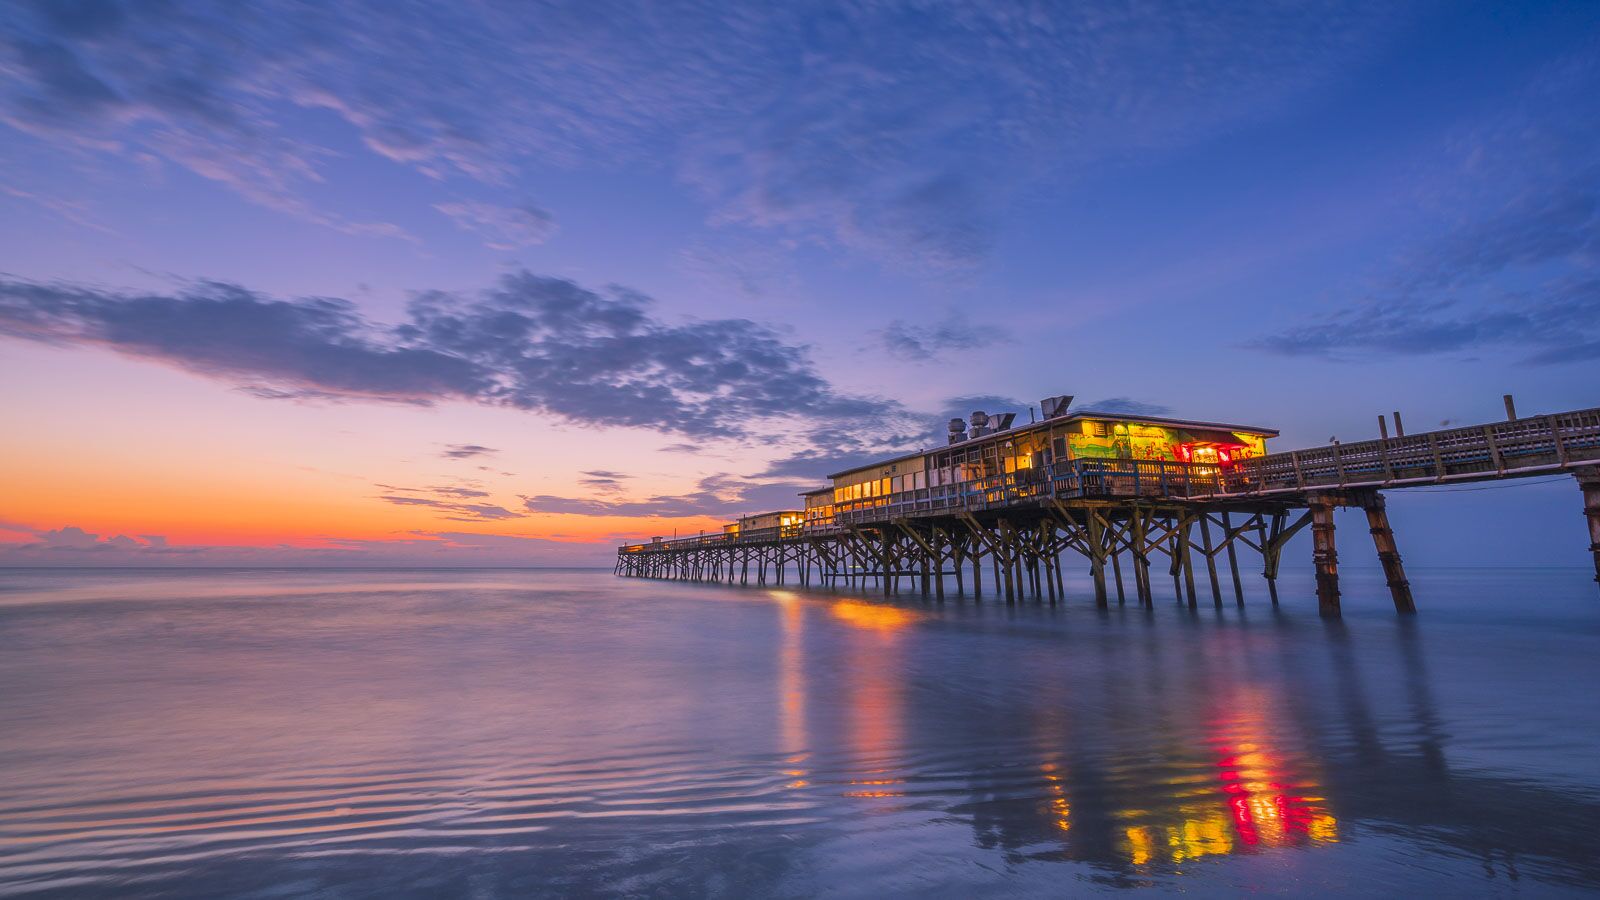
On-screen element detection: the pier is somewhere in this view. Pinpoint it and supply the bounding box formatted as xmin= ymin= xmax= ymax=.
xmin=617 ymin=397 xmax=1600 ymax=616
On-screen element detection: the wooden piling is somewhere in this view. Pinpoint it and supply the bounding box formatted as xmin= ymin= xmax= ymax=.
xmin=1222 ymin=511 xmax=1244 ymax=607
xmin=1309 ymin=496 xmax=1340 ymax=617
xmin=1262 ymin=512 xmax=1282 ymax=606
xmin=1086 ymin=511 xmax=1109 ymax=608
xmin=1362 ymin=492 xmax=1415 ymax=614
xmin=1200 ymin=513 xmax=1222 ymax=608
xmin=1179 ymin=518 xmax=1198 ymax=609
xmin=1579 ymin=467 xmax=1600 ymax=590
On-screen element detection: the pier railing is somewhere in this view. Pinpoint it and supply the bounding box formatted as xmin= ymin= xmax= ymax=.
xmin=1212 ymin=407 xmax=1600 ymax=496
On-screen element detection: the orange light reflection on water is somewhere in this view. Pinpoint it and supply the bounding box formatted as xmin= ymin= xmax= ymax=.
xmin=833 ymin=599 xmax=908 ymax=802
xmin=1118 ymin=690 xmax=1338 ymax=868
xmin=829 ymin=600 xmax=916 ymax=632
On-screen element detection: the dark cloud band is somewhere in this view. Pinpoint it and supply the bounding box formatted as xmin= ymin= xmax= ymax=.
xmin=0 ymin=271 xmax=893 ymax=438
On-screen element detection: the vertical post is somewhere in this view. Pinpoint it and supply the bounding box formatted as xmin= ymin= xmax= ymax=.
xmin=1392 ymin=411 xmax=1405 ymax=437
xmin=1222 ymin=511 xmax=1244 ymax=607
xmin=882 ymin=531 xmax=893 ymax=598
xmin=972 ymin=541 xmax=983 ymax=601
xmin=1169 ymin=516 xmax=1184 ymax=603
xmin=1503 ymin=394 xmax=1517 ymax=421
xmin=1109 ymin=534 xmax=1126 ymax=605
xmin=1378 ymin=415 xmax=1389 ymax=440
xmin=1086 ymin=511 xmax=1109 ymax=608
xmin=1262 ymin=512 xmax=1282 ymax=606
xmin=998 ymin=515 xmax=1011 ymax=598
xmin=953 ymin=535 xmax=965 ymax=598
xmin=1310 ymin=495 xmax=1340 ymax=617
xmin=920 ymin=534 xmax=932 ymax=599
xmin=1362 ymin=491 xmax=1415 ymax=613
xmin=1200 ymin=513 xmax=1222 ymax=608
xmin=1578 ymin=468 xmax=1600 ymax=592
xmin=1129 ymin=510 xmax=1151 ymax=608
xmin=1179 ymin=517 xmax=1198 ymax=609
xmin=933 ymin=530 xmax=945 ymax=602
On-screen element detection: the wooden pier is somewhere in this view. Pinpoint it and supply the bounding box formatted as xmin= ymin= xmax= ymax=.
xmin=617 ymin=403 xmax=1600 ymax=615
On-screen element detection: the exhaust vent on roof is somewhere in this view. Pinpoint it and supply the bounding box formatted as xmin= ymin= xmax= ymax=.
xmin=1041 ymin=395 xmax=1073 ymax=419
xmin=987 ymin=412 xmax=1017 ymax=432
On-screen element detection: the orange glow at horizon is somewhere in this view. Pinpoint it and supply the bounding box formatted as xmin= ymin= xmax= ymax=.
xmin=0 ymin=344 xmax=750 ymax=556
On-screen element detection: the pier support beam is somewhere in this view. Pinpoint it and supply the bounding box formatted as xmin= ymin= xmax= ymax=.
xmin=1309 ymin=496 xmax=1340 ymax=617
xmin=1579 ymin=467 xmax=1600 ymax=591
xmin=1221 ymin=511 xmax=1244 ymax=607
xmin=1362 ymin=492 xmax=1415 ymax=614
xmin=1086 ymin=511 xmax=1109 ymax=608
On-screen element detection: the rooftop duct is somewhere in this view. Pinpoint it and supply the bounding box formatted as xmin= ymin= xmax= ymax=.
xmin=1041 ymin=395 xmax=1073 ymax=419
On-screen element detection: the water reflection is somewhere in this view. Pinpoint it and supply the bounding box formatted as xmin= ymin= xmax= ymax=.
xmin=1 ymin=569 xmax=1597 ymax=895
xmin=814 ymin=592 xmax=1600 ymax=890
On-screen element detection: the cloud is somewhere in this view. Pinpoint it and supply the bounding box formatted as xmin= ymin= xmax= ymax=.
xmin=376 ymin=494 xmax=525 ymax=522
xmin=434 ymin=200 xmax=556 ymax=249
xmin=1248 ymin=50 xmax=1600 ymax=364
xmin=876 ymin=311 xmax=1006 ymax=362
xmin=0 ymin=270 xmax=895 ymax=438
xmin=0 ymin=523 xmax=613 ymax=567
xmin=0 ymin=0 xmax=1405 ymax=266
xmin=523 ymin=473 xmax=808 ymax=520
xmin=1246 ymin=277 xmax=1600 ymax=363
xmin=578 ymin=470 xmax=629 ymax=494
xmin=441 ymin=444 xmax=497 ymax=459
xmin=374 ymin=481 xmax=522 ymax=521
xmin=1076 ymin=397 xmax=1173 ymax=417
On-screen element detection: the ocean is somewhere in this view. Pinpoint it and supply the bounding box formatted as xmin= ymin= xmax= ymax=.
xmin=1 ymin=566 xmax=1597 ymax=897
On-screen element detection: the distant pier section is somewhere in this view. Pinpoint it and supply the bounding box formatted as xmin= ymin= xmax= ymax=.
xmin=618 ymin=394 xmax=1600 ymax=616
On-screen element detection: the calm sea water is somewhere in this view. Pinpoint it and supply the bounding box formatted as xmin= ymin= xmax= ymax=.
xmin=1 ymin=566 xmax=1597 ymax=898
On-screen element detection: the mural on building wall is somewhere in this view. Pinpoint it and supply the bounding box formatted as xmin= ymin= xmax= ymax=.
xmin=1064 ymin=420 xmax=1267 ymax=464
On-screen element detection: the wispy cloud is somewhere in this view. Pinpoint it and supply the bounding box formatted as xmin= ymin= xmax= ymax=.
xmin=1249 ymin=50 xmax=1600 ymax=364
xmin=523 ymin=473 xmax=807 ymax=520
xmin=0 ymin=0 xmax=1406 ymax=266
xmin=0 ymin=270 xmax=895 ymax=438
xmin=1077 ymin=397 xmax=1173 ymax=417
xmin=376 ymin=494 xmax=525 ymax=522
xmin=441 ymin=444 xmax=497 ymax=460
xmin=875 ymin=311 xmax=1006 ymax=362
xmin=578 ymin=470 xmax=629 ymax=494
xmin=434 ymin=200 xmax=556 ymax=249
xmin=1246 ymin=277 xmax=1600 ymax=363
xmin=0 ymin=522 xmax=611 ymax=567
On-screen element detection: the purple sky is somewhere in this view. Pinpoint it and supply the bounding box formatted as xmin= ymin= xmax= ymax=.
xmin=1 ymin=1 xmax=1597 ymax=567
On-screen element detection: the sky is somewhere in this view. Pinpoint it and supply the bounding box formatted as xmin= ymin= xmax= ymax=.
xmin=0 ymin=0 xmax=1597 ymax=568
